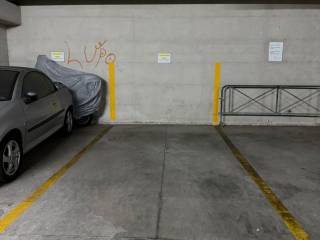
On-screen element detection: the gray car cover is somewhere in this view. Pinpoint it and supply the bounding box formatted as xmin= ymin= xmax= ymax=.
xmin=35 ymin=55 xmax=104 ymax=119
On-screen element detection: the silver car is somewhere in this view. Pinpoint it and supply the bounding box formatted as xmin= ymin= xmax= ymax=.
xmin=0 ymin=67 xmax=74 ymax=182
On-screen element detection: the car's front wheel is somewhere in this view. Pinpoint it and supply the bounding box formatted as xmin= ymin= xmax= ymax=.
xmin=0 ymin=138 xmax=22 ymax=183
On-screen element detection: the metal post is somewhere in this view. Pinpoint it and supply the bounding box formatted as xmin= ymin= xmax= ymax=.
xmin=275 ymin=86 xmax=280 ymax=113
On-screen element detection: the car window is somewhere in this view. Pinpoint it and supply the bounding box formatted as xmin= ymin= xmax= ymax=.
xmin=22 ymin=72 xmax=56 ymax=99
xmin=0 ymin=70 xmax=19 ymax=101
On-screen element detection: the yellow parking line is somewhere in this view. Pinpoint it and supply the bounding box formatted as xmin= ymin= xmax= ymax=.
xmin=108 ymin=63 xmax=116 ymax=121
xmin=212 ymin=63 xmax=221 ymax=125
xmin=0 ymin=126 xmax=112 ymax=234
xmin=215 ymin=126 xmax=309 ymax=240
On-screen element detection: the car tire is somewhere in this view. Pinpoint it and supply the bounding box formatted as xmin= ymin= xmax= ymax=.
xmin=0 ymin=137 xmax=22 ymax=183
xmin=62 ymin=108 xmax=73 ymax=135
xmin=75 ymin=115 xmax=93 ymax=127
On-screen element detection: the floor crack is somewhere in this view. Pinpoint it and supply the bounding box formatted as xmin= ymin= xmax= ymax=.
xmin=155 ymin=126 xmax=168 ymax=239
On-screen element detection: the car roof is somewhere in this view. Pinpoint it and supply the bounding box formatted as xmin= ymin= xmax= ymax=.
xmin=0 ymin=66 xmax=36 ymax=72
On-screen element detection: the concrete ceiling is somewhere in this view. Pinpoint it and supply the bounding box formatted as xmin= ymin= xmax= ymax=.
xmin=7 ymin=0 xmax=320 ymax=5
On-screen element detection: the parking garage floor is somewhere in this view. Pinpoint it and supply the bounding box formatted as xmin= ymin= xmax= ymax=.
xmin=0 ymin=125 xmax=319 ymax=240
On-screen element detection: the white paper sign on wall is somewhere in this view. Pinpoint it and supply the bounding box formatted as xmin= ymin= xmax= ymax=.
xmin=268 ymin=42 xmax=284 ymax=62
xmin=158 ymin=53 xmax=171 ymax=64
xmin=50 ymin=51 xmax=65 ymax=62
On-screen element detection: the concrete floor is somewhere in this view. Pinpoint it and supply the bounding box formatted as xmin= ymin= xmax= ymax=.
xmin=0 ymin=125 xmax=319 ymax=240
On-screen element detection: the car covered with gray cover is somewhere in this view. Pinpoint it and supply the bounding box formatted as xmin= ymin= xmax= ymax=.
xmin=35 ymin=55 xmax=104 ymax=125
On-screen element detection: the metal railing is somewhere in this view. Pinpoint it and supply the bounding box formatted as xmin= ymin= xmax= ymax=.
xmin=220 ymin=85 xmax=320 ymax=125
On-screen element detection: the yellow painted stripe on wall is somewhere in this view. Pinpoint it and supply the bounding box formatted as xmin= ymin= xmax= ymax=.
xmin=0 ymin=126 xmax=112 ymax=234
xmin=215 ymin=126 xmax=310 ymax=240
xmin=212 ymin=63 xmax=221 ymax=125
xmin=109 ymin=63 xmax=116 ymax=121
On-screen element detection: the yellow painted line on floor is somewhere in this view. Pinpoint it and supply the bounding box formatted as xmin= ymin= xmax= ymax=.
xmin=0 ymin=126 xmax=112 ymax=234
xmin=108 ymin=63 xmax=116 ymax=121
xmin=212 ymin=63 xmax=221 ymax=125
xmin=215 ymin=126 xmax=309 ymax=240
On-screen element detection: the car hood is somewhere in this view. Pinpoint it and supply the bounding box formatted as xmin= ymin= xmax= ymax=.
xmin=0 ymin=101 xmax=14 ymax=115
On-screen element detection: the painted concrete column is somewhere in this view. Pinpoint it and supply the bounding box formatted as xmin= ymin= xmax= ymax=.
xmin=0 ymin=0 xmax=21 ymax=26
xmin=0 ymin=0 xmax=21 ymax=65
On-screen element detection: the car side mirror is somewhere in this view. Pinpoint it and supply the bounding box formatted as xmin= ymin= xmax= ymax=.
xmin=24 ymin=92 xmax=38 ymax=104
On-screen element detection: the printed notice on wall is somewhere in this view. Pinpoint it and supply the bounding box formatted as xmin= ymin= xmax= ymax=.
xmin=50 ymin=51 xmax=65 ymax=62
xmin=268 ymin=42 xmax=283 ymax=62
xmin=158 ymin=53 xmax=171 ymax=64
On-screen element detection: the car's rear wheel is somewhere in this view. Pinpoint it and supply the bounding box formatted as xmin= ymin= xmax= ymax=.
xmin=62 ymin=108 xmax=73 ymax=135
xmin=0 ymin=138 xmax=22 ymax=183
xmin=75 ymin=115 xmax=93 ymax=127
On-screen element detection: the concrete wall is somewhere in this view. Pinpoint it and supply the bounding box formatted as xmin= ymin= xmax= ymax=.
xmin=7 ymin=5 xmax=320 ymax=125
xmin=0 ymin=25 xmax=8 ymax=65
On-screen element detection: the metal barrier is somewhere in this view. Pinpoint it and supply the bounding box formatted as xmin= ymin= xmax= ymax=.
xmin=220 ymin=85 xmax=320 ymax=125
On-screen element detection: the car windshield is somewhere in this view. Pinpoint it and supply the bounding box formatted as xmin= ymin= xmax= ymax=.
xmin=0 ymin=70 xmax=19 ymax=101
